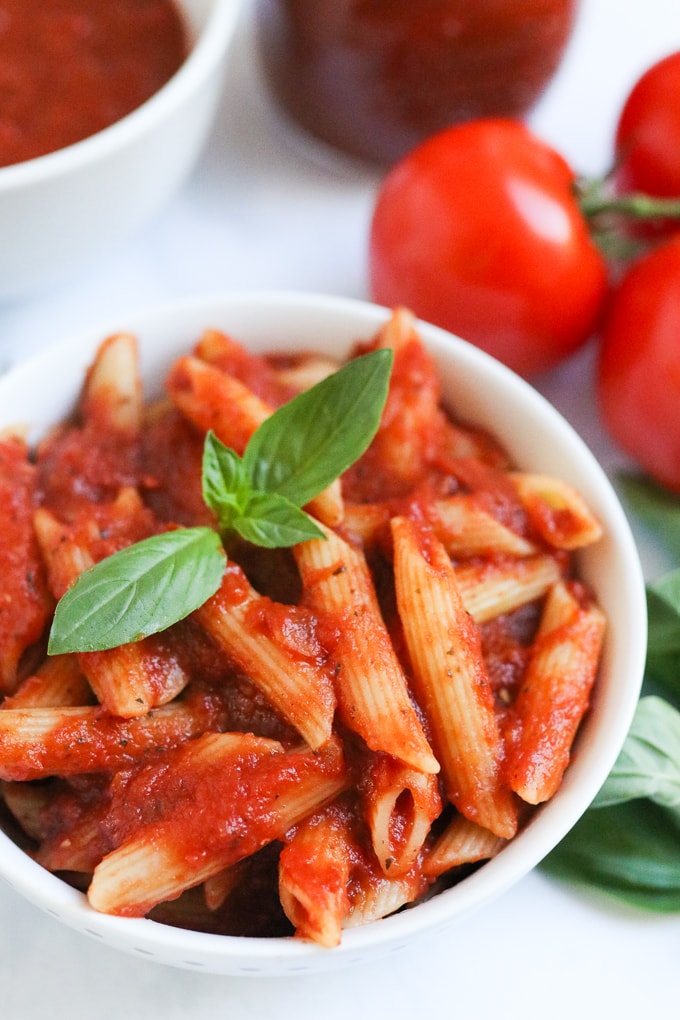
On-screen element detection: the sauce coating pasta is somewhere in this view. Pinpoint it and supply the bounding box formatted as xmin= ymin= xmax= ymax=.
xmin=0 ymin=311 xmax=605 ymax=944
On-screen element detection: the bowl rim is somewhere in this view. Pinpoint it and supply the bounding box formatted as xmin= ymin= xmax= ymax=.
xmin=0 ymin=0 xmax=240 ymax=191
xmin=0 ymin=290 xmax=648 ymax=975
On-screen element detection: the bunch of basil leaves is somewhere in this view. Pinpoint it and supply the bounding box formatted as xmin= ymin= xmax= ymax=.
xmin=541 ymin=473 xmax=680 ymax=910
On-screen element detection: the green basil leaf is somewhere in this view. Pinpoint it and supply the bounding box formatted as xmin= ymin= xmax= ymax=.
xmin=48 ymin=527 xmax=225 ymax=654
xmin=202 ymin=431 xmax=249 ymax=529
xmin=645 ymin=570 xmax=680 ymax=704
xmin=592 ymin=696 xmax=680 ymax=810
xmin=243 ymin=348 xmax=393 ymax=507
xmin=233 ymin=492 xmax=325 ymax=548
xmin=541 ymin=799 xmax=680 ymax=912
xmin=618 ymin=471 xmax=680 ymax=562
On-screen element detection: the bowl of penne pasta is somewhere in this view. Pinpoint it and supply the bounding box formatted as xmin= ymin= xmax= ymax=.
xmin=0 ymin=292 xmax=646 ymax=975
xmin=0 ymin=0 xmax=239 ymax=299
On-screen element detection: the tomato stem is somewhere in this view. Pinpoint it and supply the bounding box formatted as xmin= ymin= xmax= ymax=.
xmin=577 ymin=177 xmax=680 ymax=220
xmin=575 ymin=175 xmax=680 ymax=262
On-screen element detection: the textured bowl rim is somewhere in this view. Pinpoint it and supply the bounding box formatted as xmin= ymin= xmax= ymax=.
xmin=0 ymin=291 xmax=648 ymax=976
xmin=0 ymin=0 xmax=240 ymax=190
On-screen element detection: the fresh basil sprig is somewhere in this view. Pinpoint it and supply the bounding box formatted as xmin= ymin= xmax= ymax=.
xmin=48 ymin=348 xmax=393 ymax=654
xmin=541 ymin=476 xmax=680 ymax=911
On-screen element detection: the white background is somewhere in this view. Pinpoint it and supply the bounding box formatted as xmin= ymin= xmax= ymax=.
xmin=2 ymin=1 xmax=680 ymax=1016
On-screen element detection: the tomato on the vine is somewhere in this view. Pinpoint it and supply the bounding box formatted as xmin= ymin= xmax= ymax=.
xmin=368 ymin=118 xmax=608 ymax=377
xmin=614 ymin=51 xmax=680 ymax=199
xmin=597 ymin=235 xmax=680 ymax=492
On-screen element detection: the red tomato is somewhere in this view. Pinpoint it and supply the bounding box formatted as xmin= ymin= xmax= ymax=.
xmin=597 ymin=235 xmax=680 ymax=492
xmin=369 ymin=119 xmax=608 ymax=377
xmin=614 ymin=51 xmax=680 ymax=198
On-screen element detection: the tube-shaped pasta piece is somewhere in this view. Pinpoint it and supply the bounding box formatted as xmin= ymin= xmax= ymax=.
xmin=343 ymin=865 xmax=429 ymax=929
xmin=509 ymin=472 xmax=603 ymax=550
xmin=392 ymin=516 xmax=518 ymax=839
xmin=34 ymin=505 xmax=190 ymax=717
xmin=423 ymin=815 xmax=508 ymax=879
xmin=505 ymin=580 xmax=606 ymax=804
xmin=340 ymin=502 xmax=391 ymax=546
xmin=40 ymin=735 xmax=284 ymax=876
xmin=166 ymin=354 xmax=343 ymax=526
xmin=373 ymin=305 xmax=419 ymax=352
xmin=203 ymin=866 xmax=241 ymax=912
xmin=38 ymin=805 xmax=110 ymax=874
xmin=78 ymin=634 xmax=191 ymax=719
xmin=0 ymin=437 xmax=53 ymax=695
xmin=341 ymin=495 xmax=536 ymax=560
xmin=81 ymin=333 xmax=142 ymax=438
xmin=193 ymin=328 xmax=296 ymax=406
xmin=279 ymin=800 xmax=356 ymax=947
xmin=2 ymin=780 xmax=51 ymax=841
xmin=294 ymin=523 xmax=439 ymax=775
xmin=270 ymin=354 xmax=341 ymax=393
xmin=88 ymin=736 xmax=347 ymax=916
xmin=40 ymin=736 xmax=277 ymax=875
xmin=33 ymin=506 xmax=98 ymax=597
xmin=0 ymin=700 xmax=220 ymax=781
xmin=454 ymin=553 xmax=562 ymax=625
xmin=194 ymin=563 xmax=336 ymax=750
xmin=430 ymin=495 xmax=537 ymax=559
xmin=1 ymin=655 xmax=92 ymax=709
xmin=167 ymin=355 xmax=272 ymax=453
xmin=347 ymin=307 xmax=445 ymax=497
xmin=360 ymin=755 xmax=442 ymax=876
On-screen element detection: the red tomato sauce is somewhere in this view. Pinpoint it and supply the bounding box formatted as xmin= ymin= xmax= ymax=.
xmin=0 ymin=0 xmax=187 ymax=168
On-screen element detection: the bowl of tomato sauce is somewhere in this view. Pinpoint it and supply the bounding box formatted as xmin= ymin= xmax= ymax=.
xmin=0 ymin=0 xmax=239 ymax=300
xmin=0 ymin=292 xmax=646 ymax=975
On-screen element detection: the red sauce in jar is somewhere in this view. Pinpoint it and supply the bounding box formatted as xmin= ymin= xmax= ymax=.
xmin=0 ymin=0 xmax=187 ymax=168
xmin=256 ymin=0 xmax=578 ymax=164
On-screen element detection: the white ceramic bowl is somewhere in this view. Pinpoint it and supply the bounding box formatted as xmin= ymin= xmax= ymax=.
xmin=0 ymin=292 xmax=646 ymax=976
xmin=0 ymin=0 xmax=239 ymax=301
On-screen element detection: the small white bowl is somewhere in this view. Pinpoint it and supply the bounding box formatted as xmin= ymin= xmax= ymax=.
xmin=0 ymin=0 xmax=239 ymax=301
xmin=0 ymin=292 xmax=646 ymax=976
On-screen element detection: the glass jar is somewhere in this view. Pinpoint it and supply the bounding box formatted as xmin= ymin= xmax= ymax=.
xmin=255 ymin=0 xmax=578 ymax=165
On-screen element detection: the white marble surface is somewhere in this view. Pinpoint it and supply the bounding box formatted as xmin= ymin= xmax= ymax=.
xmin=2 ymin=1 xmax=680 ymax=1016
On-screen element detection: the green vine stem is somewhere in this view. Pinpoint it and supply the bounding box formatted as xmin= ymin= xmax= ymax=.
xmin=575 ymin=175 xmax=680 ymax=262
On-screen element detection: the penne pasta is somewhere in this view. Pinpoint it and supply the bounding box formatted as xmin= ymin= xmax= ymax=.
xmin=269 ymin=353 xmax=341 ymax=393
xmin=0 ymin=700 xmax=218 ymax=781
xmin=454 ymin=553 xmax=563 ymax=624
xmin=2 ymin=780 xmax=51 ymax=842
xmin=294 ymin=522 xmax=439 ymax=775
xmin=0 ymin=318 xmax=607 ymax=946
xmin=167 ymin=352 xmax=344 ymax=527
xmin=194 ymin=563 xmax=336 ymax=750
xmin=359 ymin=755 xmax=442 ymax=876
xmin=392 ymin=515 xmax=518 ymax=839
xmin=505 ymin=579 xmax=606 ymax=804
xmin=167 ymin=354 xmax=272 ymax=453
xmin=343 ymin=307 xmax=447 ymax=500
xmin=509 ymin=472 xmax=603 ymax=550
xmin=88 ymin=737 xmax=347 ymax=916
xmin=279 ymin=800 xmax=356 ymax=947
xmin=193 ymin=328 xmax=296 ymax=407
xmin=341 ymin=495 xmax=536 ymax=559
xmin=0 ymin=437 xmax=53 ymax=695
xmin=423 ymin=815 xmax=508 ymax=879
xmin=343 ymin=864 xmax=428 ymax=929
xmin=430 ymin=495 xmax=536 ymax=559
xmin=1 ymin=654 xmax=92 ymax=709
xmin=203 ymin=865 xmax=241 ymax=913
xmin=80 ymin=333 xmax=142 ymax=438
xmin=34 ymin=502 xmax=189 ymax=717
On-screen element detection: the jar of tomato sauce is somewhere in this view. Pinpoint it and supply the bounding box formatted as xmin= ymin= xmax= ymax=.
xmin=255 ymin=0 xmax=578 ymax=165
